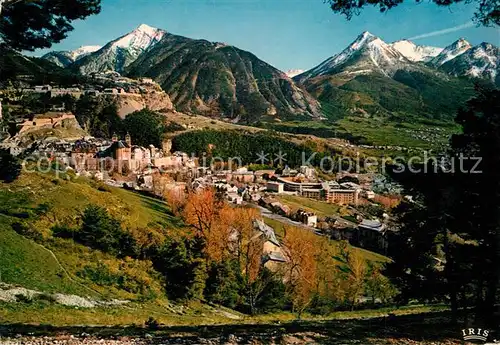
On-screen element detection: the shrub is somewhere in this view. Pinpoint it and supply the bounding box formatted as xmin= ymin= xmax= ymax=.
xmin=36 ymin=293 xmax=57 ymax=303
xmin=12 ymin=222 xmax=43 ymax=241
xmin=145 ymin=316 xmax=159 ymax=330
xmin=15 ymin=294 xmax=33 ymax=303
xmin=76 ymin=204 xmax=138 ymax=257
xmin=0 ymin=150 xmax=21 ymax=183
xmin=97 ymin=184 xmax=112 ymax=193
xmin=51 ymin=224 xmax=75 ymax=239
xmin=77 ymin=263 xmax=120 ymax=286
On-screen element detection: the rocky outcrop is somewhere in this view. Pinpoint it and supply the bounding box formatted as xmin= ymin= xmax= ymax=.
xmin=112 ymin=92 xmax=174 ymax=118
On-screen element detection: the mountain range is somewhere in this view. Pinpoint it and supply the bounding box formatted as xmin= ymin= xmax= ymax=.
xmin=42 ymin=45 xmax=102 ymax=68
xmin=35 ymin=25 xmax=500 ymax=123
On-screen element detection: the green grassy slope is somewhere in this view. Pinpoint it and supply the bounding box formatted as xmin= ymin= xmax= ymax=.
xmin=0 ymin=215 xmax=93 ymax=296
xmin=0 ymin=171 xmax=178 ymax=299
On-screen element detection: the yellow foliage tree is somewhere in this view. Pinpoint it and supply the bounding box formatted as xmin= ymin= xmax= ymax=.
xmin=182 ymin=188 xmax=231 ymax=263
xmin=282 ymin=226 xmax=320 ymax=318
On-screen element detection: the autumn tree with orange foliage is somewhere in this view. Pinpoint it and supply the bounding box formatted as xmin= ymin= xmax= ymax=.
xmin=164 ymin=187 xmax=187 ymax=216
xmin=182 ymin=188 xmax=232 ymax=263
xmin=282 ymin=226 xmax=321 ymax=318
xmin=228 ymin=207 xmax=276 ymax=314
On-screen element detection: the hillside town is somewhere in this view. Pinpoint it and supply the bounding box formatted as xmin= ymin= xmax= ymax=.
xmin=19 ymin=73 xmax=163 ymax=98
xmin=0 ymin=104 xmax=396 ymax=256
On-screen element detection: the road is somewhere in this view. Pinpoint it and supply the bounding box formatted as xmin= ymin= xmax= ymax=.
xmin=250 ymin=204 xmax=318 ymax=232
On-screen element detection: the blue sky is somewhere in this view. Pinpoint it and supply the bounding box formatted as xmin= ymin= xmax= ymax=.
xmin=32 ymin=0 xmax=499 ymax=71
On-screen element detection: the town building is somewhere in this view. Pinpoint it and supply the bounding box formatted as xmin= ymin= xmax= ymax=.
xmin=357 ymin=219 xmax=388 ymax=254
xmin=267 ymin=181 xmax=284 ymax=194
xmin=16 ymin=112 xmax=77 ymax=135
xmin=296 ymin=210 xmax=318 ymax=227
xmin=363 ymin=190 xmax=376 ymax=199
xmin=276 ymin=177 xmax=322 ymax=193
xmin=299 ymin=165 xmax=316 ymax=179
xmin=325 ymin=188 xmax=359 ymax=205
xmin=70 ymin=140 xmax=99 ymax=171
xmin=253 ymin=219 xmax=287 ymax=270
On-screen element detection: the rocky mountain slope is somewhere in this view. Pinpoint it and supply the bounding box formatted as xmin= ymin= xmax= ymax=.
xmin=0 ymin=47 xmax=79 ymax=85
xmin=294 ymin=32 xmax=476 ymax=121
xmin=72 ymin=24 xmax=166 ymax=74
xmin=126 ymin=33 xmax=322 ymax=123
xmin=429 ymin=38 xmax=473 ymax=67
xmin=113 ymin=91 xmax=174 ymax=118
xmin=439 ymin=42 xmax=499 ymax=85
xmin=41 ymin=45 xmax=102 ymax=68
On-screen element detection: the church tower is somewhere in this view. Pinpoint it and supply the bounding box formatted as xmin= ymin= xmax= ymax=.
xmin=125 ymin=133 xmax=132 ymax=147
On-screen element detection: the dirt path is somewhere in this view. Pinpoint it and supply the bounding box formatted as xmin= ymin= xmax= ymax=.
xmin=32 ymin=241 xmax=102 ymax=297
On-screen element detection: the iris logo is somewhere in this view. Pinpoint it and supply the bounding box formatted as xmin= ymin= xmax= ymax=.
xmin=461 ymin=328 xmax=492 ymax=343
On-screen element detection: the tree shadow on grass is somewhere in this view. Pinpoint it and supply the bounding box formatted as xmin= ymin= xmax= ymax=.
xmin=0 ymin=310 xmax=473 ymax=344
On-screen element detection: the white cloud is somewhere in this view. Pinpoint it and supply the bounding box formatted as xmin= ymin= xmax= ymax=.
xmin=408 ymin=22 xmax=475 ymax=40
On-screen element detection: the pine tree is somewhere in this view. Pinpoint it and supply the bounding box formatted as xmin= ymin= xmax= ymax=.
xmin=1 ymin=0 xmax=101 ymax=51
xmin=0 ymin=150 xmax=21 ymax=183
xmin=326 ymin=0 xmax=499 ymax=26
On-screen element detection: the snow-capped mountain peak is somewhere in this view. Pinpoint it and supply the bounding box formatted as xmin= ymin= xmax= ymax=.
xmin=390 ymin=39 xmax=442 ymax=62
xmin=74 ymin=24 xmax=167 ymax=74
xmin=136 ymin=24 xmax=159 ymax=34
xmin=430 ymin=38 xmax=472 ymax=66
xmin=440 ymin=41 xmax=499 ymax=84
xmin=301 ymin=31 xmax=409 ymax=80
xmin=111 ymin=24 xmax=166 ymax=51
xmin=285 ymin=69 xmax=305 ymax=78
xmin=70 ymin=45 xmax=102 ymax=60
xmin=352 ymin=31 xmax=376 ymax=48
xmin=41 ymin=45 xmax=102 ymax=67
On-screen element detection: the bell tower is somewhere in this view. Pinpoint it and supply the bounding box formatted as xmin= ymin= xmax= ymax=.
xmin=125 ymin=133 xmax=131 ymax=146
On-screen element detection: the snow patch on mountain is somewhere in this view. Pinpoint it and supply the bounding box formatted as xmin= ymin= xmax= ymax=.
xmin=285 ymin=69 xmax=305 ymax=78
xmin=110 ymin=24 xmax=165 ymax=52
xmin=390 ymin=40 xmax=442 ymax=62
xmin=441 ymin=42 xmax=499 ymax=83
xmin=76 ymin=24 xmax=167 ymax=74
xmin=69 ymin=45 xmax=102 ymax=60
xmin=41 ymin=45 xmax=102 ymax=67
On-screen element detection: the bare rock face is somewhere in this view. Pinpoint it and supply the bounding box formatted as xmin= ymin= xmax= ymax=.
xmin=114 ymin=92 xmax=174 ymax=118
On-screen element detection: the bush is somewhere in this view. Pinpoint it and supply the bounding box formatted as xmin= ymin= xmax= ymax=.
xmin=15 ymin=294 xmax=33 ymax=303
xmin=36 ymin=293 xmax=57 ymax=303
xmin=76 ymin=204 xmax=138 ymax=257
xmin=145 ymin=316 xmax=159 ymax=330
xmin=77 ymin=263 xmax=120 ymax=286
xmin=51 ymin=224 xmax=75 ymax=239
xmin=0 ymin=150 xmax=21 ymax=183
xmin=97 ymin=184 xmax=112 ymax=193
xmin=12 ymin=222 xmax=43 ymax=241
